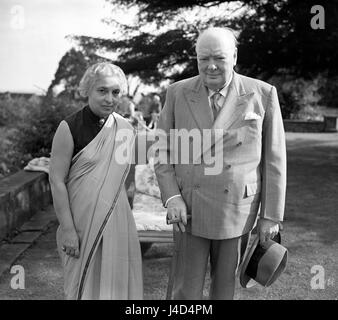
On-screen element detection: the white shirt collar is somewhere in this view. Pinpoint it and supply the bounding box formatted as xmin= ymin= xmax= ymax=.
xmin=207 ymin=72 xmax=233 ymax=98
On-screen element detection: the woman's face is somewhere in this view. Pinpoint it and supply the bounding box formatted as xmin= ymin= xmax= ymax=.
xmin=88 ymin=76 xmax=122 ymax=118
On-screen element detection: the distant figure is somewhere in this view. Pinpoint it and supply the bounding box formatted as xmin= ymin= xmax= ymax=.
xmin=116 ymin=95 xmax=136 ymax=119
xmin=139 ymin=94 xmax=162 ymax=127
xmin=49 ymin=62 xmax=143 ymax=300
xmin=147 ymin=94 xmax=162 ymax=129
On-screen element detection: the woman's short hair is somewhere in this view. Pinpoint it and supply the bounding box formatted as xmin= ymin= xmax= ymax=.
xmin=78 ymin=62 xmax=128 ymax=98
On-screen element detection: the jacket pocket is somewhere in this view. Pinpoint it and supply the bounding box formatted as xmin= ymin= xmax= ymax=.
xmin=245 ymin=182 xmax=261 ymax=197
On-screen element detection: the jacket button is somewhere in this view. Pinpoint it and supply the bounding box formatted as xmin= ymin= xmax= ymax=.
xmin=224 ymin=188 xmax=229 ymax=193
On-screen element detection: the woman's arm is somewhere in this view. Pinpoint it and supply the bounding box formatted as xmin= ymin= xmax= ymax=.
xmin=49 ymin=120 xmax=79 ymax=258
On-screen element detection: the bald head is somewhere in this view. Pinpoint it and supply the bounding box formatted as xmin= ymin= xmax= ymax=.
xmin=195 ymin=27 xmax=238 ymax=91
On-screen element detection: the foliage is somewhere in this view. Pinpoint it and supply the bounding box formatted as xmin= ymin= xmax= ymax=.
xmin=44 ymin=0 xmax=336 ymax=113
xmin=48 ymin=47 xmax=144 ymax=100
xmin=0 ymin=95 xmax=40 ymax=127
xmin=268 ymin=73 xmax=325 ymax=120
xmin=46 ymin=48 xmax=89 ymax=100
xmin=318 ymin=75 xmax=338 ymax=108
xmin=0 ymin=96 xmax=81 ymax=177
xmin=13 ymin=97 xmax=81 ymax=158
xmin=69 ymin=0 xmax=338 ymax=84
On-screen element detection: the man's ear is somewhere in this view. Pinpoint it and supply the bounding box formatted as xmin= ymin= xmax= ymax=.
xmin=233 ymin=48 xmax=238 ymax=66
xmin=234 ymin=48 xmax=237 ymax=66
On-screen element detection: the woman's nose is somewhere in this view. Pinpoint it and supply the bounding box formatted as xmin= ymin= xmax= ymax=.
xmin=105 ymin=92 xmax=114 ymax=103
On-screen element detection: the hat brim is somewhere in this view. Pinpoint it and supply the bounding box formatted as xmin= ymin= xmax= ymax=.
xmin=239 ymin=235 xmax=260 ymax=288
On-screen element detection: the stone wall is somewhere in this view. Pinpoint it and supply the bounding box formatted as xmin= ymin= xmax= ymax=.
xmin=283 ymin=116 xmax=338 ymax=133
xmin=0 ymin=171 xmax=51 ymax=241
xmin=283 ymin=120 xmax=325 ymax=133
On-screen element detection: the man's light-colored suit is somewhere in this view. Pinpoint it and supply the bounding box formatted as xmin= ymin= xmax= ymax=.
xmin=154 ymin=71 xmax=286 ymax=298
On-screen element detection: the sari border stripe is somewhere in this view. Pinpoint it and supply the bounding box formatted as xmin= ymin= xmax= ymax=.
xmin=76 ymin=164 xmax=130 ymax=300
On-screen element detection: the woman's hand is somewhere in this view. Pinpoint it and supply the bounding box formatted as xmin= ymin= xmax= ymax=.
xmin=60 ymin=227 xmax=80 ymax=258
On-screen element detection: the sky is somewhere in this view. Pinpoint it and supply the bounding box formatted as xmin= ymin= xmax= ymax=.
xmin=0 ymin=1 xmax=242 ymax=95
xmin=0 ymin=0 xmax=116 ymax=94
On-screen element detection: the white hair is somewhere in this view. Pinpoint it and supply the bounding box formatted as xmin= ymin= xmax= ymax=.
xmin=78 ymin=62 xmax=128 ymax=98
xmin=195 ymin=27 xmax=239 ymax=53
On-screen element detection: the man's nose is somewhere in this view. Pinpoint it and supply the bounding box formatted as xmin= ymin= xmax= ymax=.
xmin=207 ymin=62 xmax=217 ymax=71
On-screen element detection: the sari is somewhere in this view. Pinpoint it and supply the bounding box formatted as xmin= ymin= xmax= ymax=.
xmin=56 ymin=113 xmax=143 ymax=300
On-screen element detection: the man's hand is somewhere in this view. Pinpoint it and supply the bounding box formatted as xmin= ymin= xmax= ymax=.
xmin=257 ymin=218 xmax=279 ymax=244
xmin=166 ymin=196 xmax=187 ymax=233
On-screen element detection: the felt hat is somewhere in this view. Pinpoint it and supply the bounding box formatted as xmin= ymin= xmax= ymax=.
xmin=239 ymin=233 xmax=288 ymax=288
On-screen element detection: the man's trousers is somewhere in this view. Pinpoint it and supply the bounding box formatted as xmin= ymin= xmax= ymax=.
xmin=172 ymin=231 xmax=251 ymax=300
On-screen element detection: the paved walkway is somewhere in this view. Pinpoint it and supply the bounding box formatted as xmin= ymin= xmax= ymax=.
xmin=0 ymin=132 xmax=337 ymax=300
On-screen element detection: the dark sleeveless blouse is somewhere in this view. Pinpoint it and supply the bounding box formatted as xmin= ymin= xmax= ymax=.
xmin=64 ymin=105 xmax=106 ymax=158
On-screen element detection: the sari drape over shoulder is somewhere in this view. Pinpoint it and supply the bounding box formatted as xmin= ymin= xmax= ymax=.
xmin=56 ymin=113 xmax=143 ymax=300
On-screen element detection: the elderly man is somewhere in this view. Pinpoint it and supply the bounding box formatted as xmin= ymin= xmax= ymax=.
xmin=154 ymin=27 xmax=286 ymax=299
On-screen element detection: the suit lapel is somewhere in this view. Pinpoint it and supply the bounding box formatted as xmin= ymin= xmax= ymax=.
xmin=196 ymin=72 xmax=255 ymax=162
xmin=213 ymin=72 xmax=253 ymax=131
xmin=183 ymin=77 xmax=213 ymax=130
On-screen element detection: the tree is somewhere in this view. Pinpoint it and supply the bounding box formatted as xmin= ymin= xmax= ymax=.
xmin=46 ymin=48 xmax=89 ymax=100
xmin=46 ymin=0 xmax=337 ymax=114
xmin=70 ymin=0 xmax=337 ymax=84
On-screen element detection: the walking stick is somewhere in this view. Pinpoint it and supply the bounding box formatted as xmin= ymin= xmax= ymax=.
xmin=165 ymin=215 xmax=191 ymax=300
xmin=166 ymin=229 xmax=181 ymax=300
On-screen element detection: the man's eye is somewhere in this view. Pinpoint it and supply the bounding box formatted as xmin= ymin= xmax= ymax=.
xmin=112 ymin=89 xmax=120 ymax=95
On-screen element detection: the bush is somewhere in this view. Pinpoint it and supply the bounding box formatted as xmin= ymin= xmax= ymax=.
xmin=12 ymin=96 xmax=81 ymax=158
xmin=0 ymin=96 xmax=39 ymax=127
xmin=0 ymin=95 xmax=82 ymax=177
xmin=268 ymin=74 xmax=324 ymax=120
xmin=318 ymin=75 xmax=338 ymax=108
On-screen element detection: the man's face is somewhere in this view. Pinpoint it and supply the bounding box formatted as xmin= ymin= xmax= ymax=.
xmin=196 ymin=33 xmax=237 ymax=91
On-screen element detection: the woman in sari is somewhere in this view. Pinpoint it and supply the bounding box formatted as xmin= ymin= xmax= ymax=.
xmin=49 ymin=62 xmax=143 ymax=300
